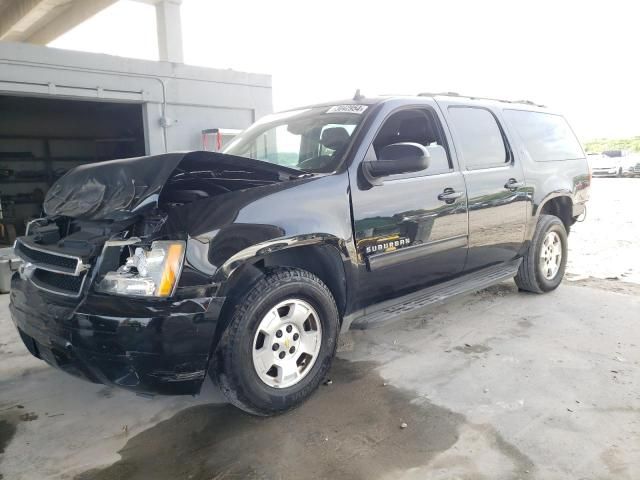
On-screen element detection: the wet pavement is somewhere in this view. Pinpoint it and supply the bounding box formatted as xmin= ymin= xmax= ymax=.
xmin=76 ymin=360 xmax=466 ymax=480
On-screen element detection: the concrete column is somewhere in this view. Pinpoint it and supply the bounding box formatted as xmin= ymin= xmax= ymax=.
xmin=155 ymin=0 xmax=184 ymax=63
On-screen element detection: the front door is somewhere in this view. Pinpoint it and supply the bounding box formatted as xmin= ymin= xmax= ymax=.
xmin=441 ymin=103 xmax=527 ymax=270
xmin=350 ymin=106 xmax=469 ymax=307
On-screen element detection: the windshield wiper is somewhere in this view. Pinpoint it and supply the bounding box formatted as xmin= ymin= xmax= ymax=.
xmin=291 ymin=172 xmax=314 ymax=179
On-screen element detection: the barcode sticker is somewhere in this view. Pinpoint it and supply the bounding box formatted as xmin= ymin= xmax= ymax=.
xmin=326 ymin=105 xmax=368 ymax=114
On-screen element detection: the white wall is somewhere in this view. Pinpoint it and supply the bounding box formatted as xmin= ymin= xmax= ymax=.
xmin=0 ymin=41 xmax=273 ymax=154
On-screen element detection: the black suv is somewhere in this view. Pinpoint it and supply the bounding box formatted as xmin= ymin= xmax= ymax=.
xmin=10 ymin=94 xmax=590 ymax=415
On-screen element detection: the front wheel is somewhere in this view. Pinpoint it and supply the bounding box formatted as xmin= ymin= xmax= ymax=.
xmin=515 ymin=214 xmax=568 ymax=293
xmin=213 ymin=267 xmax=339 ymax=416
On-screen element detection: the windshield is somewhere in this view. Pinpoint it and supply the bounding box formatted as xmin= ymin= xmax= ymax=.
xmin=223 ymin=105 xmax=368 ymax=173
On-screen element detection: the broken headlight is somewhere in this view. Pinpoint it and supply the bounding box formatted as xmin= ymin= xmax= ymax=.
xmin=96 ymin=241 xmax=185 ymax=297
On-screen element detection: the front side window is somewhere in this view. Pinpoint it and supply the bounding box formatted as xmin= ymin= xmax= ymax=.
xmin=224 ymin=106 xmax=365 ymax=173
xmin=503 ymin=110 xmax=584 ymax=162
xmin=371 ymin=108 xmax=451 ymax=175
xmin=448 ymin=107 xmax=509 ymax=169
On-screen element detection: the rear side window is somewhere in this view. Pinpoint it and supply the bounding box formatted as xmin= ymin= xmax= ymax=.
xmin=447 ymin=107 xmax=509 ymax=169
xmin=503 ymin=110 xmax=584 ymax=162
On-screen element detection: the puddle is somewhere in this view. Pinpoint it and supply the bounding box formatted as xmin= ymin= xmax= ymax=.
xmin=0 ymin=406 xmax=39 ymax=456
xmin=0 ymin=419 xmax=17 ymax=455
xmin=76 ymin=359 xmax=465 ymax=480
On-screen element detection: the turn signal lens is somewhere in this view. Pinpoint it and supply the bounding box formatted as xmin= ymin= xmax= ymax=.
xmin=97 ymin=240 xmax=185 ymax=298
xmin=157 ymin=243 xmax=185 ymax=297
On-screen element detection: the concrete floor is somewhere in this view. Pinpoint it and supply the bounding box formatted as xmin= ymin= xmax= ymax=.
xmin=1 ymin=178 xmax=639 ymax=480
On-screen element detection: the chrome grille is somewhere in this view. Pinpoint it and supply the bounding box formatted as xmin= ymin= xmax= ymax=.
xmin=31 ymin=269 xmax=87 ymax=298
xmin=14 ymin=238 xmax=90 ymax=297
xmin=14 ymin=239 xmax=85 ymax=275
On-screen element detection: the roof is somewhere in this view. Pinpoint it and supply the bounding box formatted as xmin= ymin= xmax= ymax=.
xmin=286 ymin=92 xmax=548 ymax=113
xmin=417 ymin=92 xmax=546 ymax=108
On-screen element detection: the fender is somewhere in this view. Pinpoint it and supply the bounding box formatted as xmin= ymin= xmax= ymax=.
xmin=522 ymin=191 xmax=574 ymax=244
xmin=214 ymin=233 xmax=349 ymax=286
xmin=534 ymin=190 xmax=573 ymax=218
xmin=205 ymin=234 xmax=351 ymax=372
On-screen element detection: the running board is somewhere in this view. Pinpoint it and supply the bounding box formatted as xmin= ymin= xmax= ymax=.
xmin=347 ymin=259 xmax=521 ymax=330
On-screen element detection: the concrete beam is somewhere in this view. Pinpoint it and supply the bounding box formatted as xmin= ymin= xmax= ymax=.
xmin=25 ymin=0 xmax=117 ymax=44
xmin=154 ymin=0 xmax=183 ymax=63
xmin=0 ymin=0 xmax=51 ymax=40
xmin=0 ymin=0 xmax=185 ymax=63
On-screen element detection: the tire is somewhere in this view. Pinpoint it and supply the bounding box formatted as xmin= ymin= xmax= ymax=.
xmin=212 ymin=267 xmax=339 ymax=416
xmin=515 ymin=214 xmax=568 ymax=294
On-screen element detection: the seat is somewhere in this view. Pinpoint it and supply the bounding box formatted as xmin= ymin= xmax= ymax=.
xmin=298 ymin=127 xmax=351 ymax=172
xmin=396 ymin=117 xmax=438 ymax=145
xmin=320 ymin=127 xmax=351 ymax=151
xmin=373 ymin=111 xmax=440 ymax=157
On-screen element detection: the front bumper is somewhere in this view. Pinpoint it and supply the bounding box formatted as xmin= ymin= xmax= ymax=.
xmin=592 ymin=168 xmax=619 ymax=176
xmin=9 ymin=273 xmax=224 ymax=395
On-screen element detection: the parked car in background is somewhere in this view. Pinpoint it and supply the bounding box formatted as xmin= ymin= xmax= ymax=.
xmin=622 ymin=154 xmax=640 ymax=177
xmin=588 ymin=152 xmax=625 ymax=177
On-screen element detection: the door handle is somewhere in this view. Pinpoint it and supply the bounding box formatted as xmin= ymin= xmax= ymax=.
xmin=438 ymin=188 xmax=464 ymax=202
xmin=504 ymin=178 xmax=524 ymax=191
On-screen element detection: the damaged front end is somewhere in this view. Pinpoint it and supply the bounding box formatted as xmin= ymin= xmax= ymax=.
xmin=9 ymin=151 xmax=302 ymax=395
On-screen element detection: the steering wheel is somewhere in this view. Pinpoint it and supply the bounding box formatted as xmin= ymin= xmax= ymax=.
xmin=298 ymin=155 xmax=332 ymax=170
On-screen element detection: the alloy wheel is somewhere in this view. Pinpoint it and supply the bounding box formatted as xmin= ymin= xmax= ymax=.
xmin=539 ymin=231 xmax=562 ymax=280
xmin=252 ymin=299 xmax=322 ymax=388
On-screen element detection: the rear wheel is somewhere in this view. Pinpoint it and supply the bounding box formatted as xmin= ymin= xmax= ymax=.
xmin=213 ymin=268 xmax=339 ymax=416
xmin=515 ymin=214 xmax=568 ymax=293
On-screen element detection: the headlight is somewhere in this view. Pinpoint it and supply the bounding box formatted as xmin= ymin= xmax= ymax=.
xmin=97 ymin=240 xmax=185 ymax=297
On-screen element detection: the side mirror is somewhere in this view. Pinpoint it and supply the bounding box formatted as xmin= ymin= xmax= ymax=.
xmin=363 ymin=142 xmax=430 ymax=178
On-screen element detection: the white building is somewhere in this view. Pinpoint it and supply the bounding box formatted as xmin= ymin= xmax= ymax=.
xmin=0 ymin=0 xmax=272 ymax=242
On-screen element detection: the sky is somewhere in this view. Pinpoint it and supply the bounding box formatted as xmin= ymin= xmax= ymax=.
xmin=49 ymin=0 xmax=640 ymax=140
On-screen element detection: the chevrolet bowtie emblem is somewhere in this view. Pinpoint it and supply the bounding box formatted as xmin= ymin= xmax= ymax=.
xmin=284 ymin=338 xmax=291 ymax=349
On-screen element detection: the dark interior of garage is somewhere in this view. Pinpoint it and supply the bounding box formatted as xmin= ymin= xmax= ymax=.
xmin=0 ymin=95 xmax=146 ymax=245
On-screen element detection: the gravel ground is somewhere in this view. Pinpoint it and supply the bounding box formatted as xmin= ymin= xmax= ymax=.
xmin=567 ymin=178 xmax=640 ymax=285
xmin=0 ymin=177 xmax=638 ymax=480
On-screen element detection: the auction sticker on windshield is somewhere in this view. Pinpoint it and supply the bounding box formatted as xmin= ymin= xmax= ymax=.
xmin=326 ymin=105 xmax=368 ymax=114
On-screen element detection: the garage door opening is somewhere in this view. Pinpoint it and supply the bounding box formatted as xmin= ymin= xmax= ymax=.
xmin=0 ymin=95 xmax=146 ymax=245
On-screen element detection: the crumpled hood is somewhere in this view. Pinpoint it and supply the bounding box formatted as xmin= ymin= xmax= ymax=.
xmin=44 ymin=153 xmax=186 ymax=221
xmin=43 ymin=151 xmax=303 ymax=221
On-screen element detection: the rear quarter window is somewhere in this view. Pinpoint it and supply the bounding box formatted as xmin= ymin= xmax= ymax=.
xmin=503 ymin=110 xmax=584 ymax=162
xmin=447 ymin=106 xmax=509 ymax=170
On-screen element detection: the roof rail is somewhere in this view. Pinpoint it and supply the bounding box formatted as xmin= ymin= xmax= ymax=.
xmin=417 ymin=92 xmax=545 ymax=108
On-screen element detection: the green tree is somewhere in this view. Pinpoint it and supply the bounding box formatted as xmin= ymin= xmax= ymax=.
xmin=584 ymin=137 xmax=640 ymax=153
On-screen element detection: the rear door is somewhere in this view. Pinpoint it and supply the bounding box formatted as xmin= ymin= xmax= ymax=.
xmin=349 ymin=104 xmax=469 ymax=306
xmin=438 ymin=101 xmax=527 ymax=270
